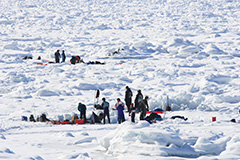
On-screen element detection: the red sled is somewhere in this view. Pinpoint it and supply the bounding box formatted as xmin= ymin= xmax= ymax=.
xmin=59 ymin=121 xmax=70 ymax=125
xmin=147 ymin=111 xmax=164 ymax=114
xmin=74 ymin=119 xmax=84 ymax=124
xmin=50 ymin=121 xmax=70 ymax=125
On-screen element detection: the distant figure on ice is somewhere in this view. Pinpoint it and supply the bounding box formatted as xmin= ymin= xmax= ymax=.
xmin=61 ymin=50 xmax=66 ymax=63
xmin=54 ymin=50 xmax=60 ymax=63
xmin=78 ymin=102 xmax=87 ymax=123
xmin=115 ymin=98 xmax=125 ymax=124
xmin=130 ymin=103 xmax=137 ymax=123
xmin=134 ymin=90 xmax=143 ymax=110
xmin=101 ymin=98 xmax=110 ymax=124
xmin=125 ymin=86 xmax=133 ymax=116
xmin=29 ymin=114 xmax=36 ymax=122
xmin=166 ymin=96 xmax=171 ymax=111
xmin=139 ymin=96 xmax=149 ymax=120
xmin=70 ymin=56 xmax=83 ymax=64
xmin=171 ymin=115 xmax=188 ymax=121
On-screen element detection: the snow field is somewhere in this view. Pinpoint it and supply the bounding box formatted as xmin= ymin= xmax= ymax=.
xmin=1 ymin=0 xmax=240 ymax=159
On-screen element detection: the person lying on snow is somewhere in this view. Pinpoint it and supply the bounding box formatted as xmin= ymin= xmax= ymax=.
xmin=23 ymin=56 xmax=33 ymax=60
xmin=86 ymin=61 xmax=105 ymax=65
xmin=171 ymin=116 xmax=188 ymax=121
xmin=115 ymin=98 xmax=125 ymax=124
xmin=145 ymin=112 xmax=162 ymax=124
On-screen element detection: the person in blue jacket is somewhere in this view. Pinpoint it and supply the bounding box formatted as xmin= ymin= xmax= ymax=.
xmin=115 ymin=98 xmax=125 ymax=124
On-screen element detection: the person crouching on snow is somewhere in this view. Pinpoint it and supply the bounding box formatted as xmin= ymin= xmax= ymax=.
xmin=115 ymin=98 xmax=125 ymax=124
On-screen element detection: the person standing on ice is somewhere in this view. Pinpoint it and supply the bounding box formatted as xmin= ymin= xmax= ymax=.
xmin=54 ymin=50 xmax=60 ymax=63
xmin=139 ymin=96 xmax=149 ymax=120
xmin=134 ymin=90 xmax=143 ymax=110
xmin=115 ymin=98 xmax=125 ymax=124
xmin=125 ymin=86 xmax=133 ymax=116
xmin=101 ymin=97 xmax=111 ymax=124
xmin=61 ymin=50 xmax=66 ymax=63
xmin=78 ymin=102 xmax=87 ymax=123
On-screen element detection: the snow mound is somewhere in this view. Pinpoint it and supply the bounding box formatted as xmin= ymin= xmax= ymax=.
xmin=206 ymin=74 xmax=232 ymax=84
xmin=74 ymin=137 xmax=96 ymax=145
xmin=220 ymin=136 xmax=240 ymax=157
xmin=166 ymin=38 xmax=201 ymax=55
xmin=0 ymin=147 xmax=14 ymax=154
xmin=59 ymin=152 xmax=91 ymax=160
xmin=99 ymin=121 xmax=200 ymax=157
xmin=194 ymin=137 xmax=231 ymax=155
xmin=203 ymin=44 xmax=226 ymax=55
xmin=36 ymin=89 xmax=59 ymax=97
xmin=0 ymin=134 xmax=6 ymax=140
xmin=57 ymin=132 xmax=75 ymax=138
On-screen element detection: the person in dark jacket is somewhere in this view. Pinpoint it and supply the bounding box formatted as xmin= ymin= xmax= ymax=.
xmin=78 ymin=102 xmax=87 ymax=123
xmin=125 ymin=86 xmax=133 ymax=116
xmin=102 ymin=97 xmax=110 ymax=124
xmin=115 ymin=98 xmax=125 ymax=124
xmin=134 ymin=90 xmax=143 ymax=110
xmin=90 ymin=112 xmax=103 ymax=124
xmin=54 ymin=50 xmax=60 ymax=63
xmin=61 ymin=50 xmax=66 ymax=62
xmin=139 ymin=96 xmax=149 ymax=120
xmin=70 ymin=56 xmax=78 ymax=64
xmin=29 ymin=114 xmax=36 ymax=122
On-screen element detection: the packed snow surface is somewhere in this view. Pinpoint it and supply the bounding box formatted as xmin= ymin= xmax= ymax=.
xmin=1 ymin=0 xmax=240 ymax=159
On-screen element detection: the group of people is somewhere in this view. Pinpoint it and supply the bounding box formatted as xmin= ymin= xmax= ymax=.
xmin=77 ymin=86 xmax=152 ymax=124
xmin=125 ymin=86 xmax=150 ymax=122
xmin=54 ymin=50 xmax=66 ymax=63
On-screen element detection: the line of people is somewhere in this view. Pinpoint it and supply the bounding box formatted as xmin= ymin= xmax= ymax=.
xmin=54 ymin=50 xmax=66 ymax=63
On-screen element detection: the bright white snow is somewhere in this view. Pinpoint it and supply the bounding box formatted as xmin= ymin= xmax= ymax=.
xmin=1 ymin=0 xmax=240 ymax=159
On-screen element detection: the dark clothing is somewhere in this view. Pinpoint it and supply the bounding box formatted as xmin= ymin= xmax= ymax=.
xmin=139 ymin=99 xmax=149 ymax=120
xmin=29 ymin=115 xmax=36 ymax=122
xmin=61 ymin=51 xmax=66 ymax=62
xmin=125 ymin=88 xmax=133 ymax=114
xmin=102 ymin=101 xmax=110 ymax=124
xmin=39 ymin=114 xmax=50 ymax=122
xmin=145 ymin=113 xmax=162 ymax=121
xmin=87 ymin=61 xmax=105 ymax=65
xmin=70 ymin=56 xmax=78 ymax=64
xmin=131 ymin=110 xmax=137 ymax=123
xmin=90 ymin=112 xmax=102 ymax=124
xmin=78 ymin=103 xmax=87 ymax=122
xmin=55 ymin=50 xmax=60 ymax=63
xmin=134 ymin=92 xmax=143 ymax=110
xmin=171 ymin=116 xmax=188 ymax=121
xmin=103 ymin=107 xmax=110 ymax=124
xmin=23 ymin=56 xmax=33 ymax=60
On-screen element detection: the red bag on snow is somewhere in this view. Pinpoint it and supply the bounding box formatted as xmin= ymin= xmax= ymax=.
xmin=75 ymin=119 xmax=84 ymax=124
